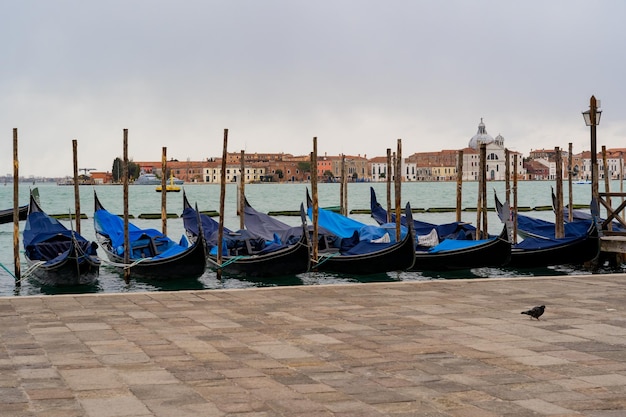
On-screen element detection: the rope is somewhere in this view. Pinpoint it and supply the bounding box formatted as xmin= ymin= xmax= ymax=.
xmin=207 ymin=255 xmax=245 ymax=269
xmin=0 ymin=261 xmax=17 ymax=280
xmin=99 ymin=257 xmax=150 ymax=270
xmin=313 ymin=251 xmax=340 ymax=268
xmin=210 ymin=240 xmax=309 ymax=269
xmin=21 ymin=261 xmax=46 ymax=281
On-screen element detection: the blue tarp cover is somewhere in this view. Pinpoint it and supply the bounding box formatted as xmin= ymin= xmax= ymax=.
xmin=24 ymin=211 xmax=83 ymax=247
xmin=515 ymin=214 xmax=592 ymax=240
xmin=370 ymin=187 xmax=475 ymax=240
xmin=515 ymin=233 xmax=586 ymax=250
xmin=183 ymin=206 xmax=292 ymax=256
xmin=308 ymin=206 xmax=410 ymax=255
xmin=308 ymin=206 xmax=366 ymax=239
xmin=24 ymin=211 xmax=96 ymax=262
xmin=94 ymin=208 xmax=186 ymax=259
xmin=426 ymin=237 xmax=495 ymax=253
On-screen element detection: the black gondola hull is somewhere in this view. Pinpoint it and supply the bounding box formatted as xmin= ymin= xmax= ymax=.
xmin=506 ymin=225 xmax=600 ymax=268
xmin=97 ymin=236 xmax=207 ymax=280
xmin=183 ymin=191 xmax=311 ymax=279
xmin=312 ymin=229 xmax=416 ymax=275
xmin=208 ymin=234 xmax=311 ymax=279
xmin=26 ymin=243 xmax=100 ymax=287
xmin=24 ymin=190 xmax=100 ymax=286
xmin=0 ymin=205 xmax=27 ymax=224
xmin=94 ymin=190 xmax=206 ymax=280
xmin=410 ymin=231 xmax=511 ymax=271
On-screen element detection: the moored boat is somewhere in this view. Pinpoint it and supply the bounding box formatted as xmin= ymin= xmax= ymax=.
xmin=182 ymin=191 xmax=310 ymax=278
xmin=93 ymin=190 xmax=206 ymax=280
xmin=0 ymin=188 xmax=37 ymax=224
xmin=23 ymin=190 xmax=100 ymax=286
xmin=0 ymin=204 xmax=27 ymax=224
xmin=412 ymin=226 xmax=511 ymax=271
xmin=495 ymin=192 xmax=599 ymax=267
xmin=156 ymin=173 xmax=182 ymax=192
xmin=134 ymin=173 xmax=184 ymax=186
xmin=370 ymin=187 xmax=510 ymax=270
xmin=307 ymin=192 xmax=416 ymax=275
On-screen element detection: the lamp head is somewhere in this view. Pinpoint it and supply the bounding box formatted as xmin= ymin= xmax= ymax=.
xmin=582 ymin=107 xmax=602 ymax=126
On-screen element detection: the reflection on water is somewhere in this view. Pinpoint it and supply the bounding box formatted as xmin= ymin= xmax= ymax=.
xmin=6 ymin=257 xmax=625 ymax=298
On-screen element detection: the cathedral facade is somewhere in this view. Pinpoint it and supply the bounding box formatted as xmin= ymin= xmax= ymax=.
xmin=462 ymin=119 xmax=520 ymax=181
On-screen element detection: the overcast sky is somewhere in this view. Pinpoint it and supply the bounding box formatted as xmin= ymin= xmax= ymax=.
xmin=2 ymin=0 xmax=625 ymax=177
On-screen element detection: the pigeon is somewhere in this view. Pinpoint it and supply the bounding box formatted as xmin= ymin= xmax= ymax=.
xmin=521 ymin=305 xmax=545 ymax=320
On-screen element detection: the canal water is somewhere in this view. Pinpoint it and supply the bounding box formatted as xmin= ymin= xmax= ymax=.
xmin=0 ymin=180 xmax=621 ymax=296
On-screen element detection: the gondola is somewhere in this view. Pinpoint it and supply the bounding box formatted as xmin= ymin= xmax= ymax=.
xmin=411 ymin=226 xmax=511 ymax=270
xmin=495 ymin=192 xmax=599 ymax=267
xmin=0 ymin=188 xmax=37 ymax=224
xmin=93 ymin=190 xmax=206 ymax=280
xmin=306 ymin=192 xmax=416 ymax=274
xmin=23 ymin=190 xmax=100 ymax=286
xmin=369 ymin=187 xmax=510 ymax=270
xmin=243 ymin=194 xmax=339 ymax=251
xmin=0 ymin=205 xmax=27 ymax=224
xmin=550 ymin=188 xmax=626 ymax=233
xmin=182 ymin=191 xmax=310 ymax=278
xmin=370 ymin=187 xmax=476 ymax=240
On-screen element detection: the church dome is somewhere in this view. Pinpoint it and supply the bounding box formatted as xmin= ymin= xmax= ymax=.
xmin=468 ymin=118 xmax=495 ymax=150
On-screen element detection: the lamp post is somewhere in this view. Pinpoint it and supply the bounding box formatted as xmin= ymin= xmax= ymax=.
xmin=582 ymin=95 xmax=602 ymax=217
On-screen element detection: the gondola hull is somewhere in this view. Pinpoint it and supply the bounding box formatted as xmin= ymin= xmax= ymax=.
xmin=506 ymin=223 xmax=600 ymax=268
xmin=495 ymin=192 xmax=600 ymax=268
xmin=208 ymin=233 xmax=311 ymax=278
xmin=411 ymin=228 xmax=511 ymax=271
xmin=182 ymin=191 xmax=311 ymax=279
xmin=0 ymin=205 xmax=27 ymax=224
xmin=312 ymin=226 xmax=416 ymax=275
xmin=24 ymin=190 xmax=100 ymax=286
xmin=25 ymin=239 xmax=100 ymax=286
xmin=370 ymin=187 xmax=507 ymax=270
xmin=94 ymin=191 xmax=206 ymax=280
xmin=96 ymin=239 xmax=207 ymax=280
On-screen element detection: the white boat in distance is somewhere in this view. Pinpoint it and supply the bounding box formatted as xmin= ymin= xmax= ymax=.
xmin=134 ymin=173 xmax=184 ymax=185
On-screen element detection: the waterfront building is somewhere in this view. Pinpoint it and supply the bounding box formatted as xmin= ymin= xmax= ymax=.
xmin=369 ymin=156 xmax=390 ymax=182
xmin=524 ymin=159 xmax=550 ymax=180
xmin=369 ymin=156 xmax=416 ymax=182
xmin=465 ymin=119 xmax=509 ymax=181
xmin=319 ymin=154 xmax=369 ymax=182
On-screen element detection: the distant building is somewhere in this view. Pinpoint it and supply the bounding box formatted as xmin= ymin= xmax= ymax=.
xmin=465 ymin=119 xmax=509 ymax=181
xmin=91 ymin=171 xmax=113 ymax=184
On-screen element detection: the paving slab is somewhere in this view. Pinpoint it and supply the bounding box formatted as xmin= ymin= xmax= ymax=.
xmin=1 ymin=274 xmax=626 ymax=416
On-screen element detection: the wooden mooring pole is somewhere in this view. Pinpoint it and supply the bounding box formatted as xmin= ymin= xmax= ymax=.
xmin=513 ymin=153 xmax=518 ymax=244
xmin=555 ymin=147 xmax=564 ymax=238
xmin=239 ymin=150 xmax=245 ymax=230
xmin=395 ymin=139 xmax=402 ymax=242
xmin=161 ymin=147 xmax=167 ymax=235
xmin=568 ymin=143 xmax=573 ymax=223
xmin=13 ymin=128 xmax=20 ymax=286
xmin=72 ymin=139 xmax=81 ymax=234
xmin=217 ymin=129 xmax=228 ymax=280
xmin=475 ymin=143 xmax=487 ymax=239
xmin=340 ymin=154 xmax=347 ymax=216
xmin=602 ymin=146 xmax=612 ymax=232
xmin=386 ymin=148 xmax=392 ymax=223
xmin=311 ymin=137 xmax=319 ymax=263
xmin=123 ymin=129 xmax=130 ymax=284
xmin=505 ymin=149 xmax=510 ymax=206
xmin=456 ymin=150 xmax=463 ymax=223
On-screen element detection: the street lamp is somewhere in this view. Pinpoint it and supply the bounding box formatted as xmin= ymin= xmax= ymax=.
xmin=582 ymin=95 xmax=602 ymax=218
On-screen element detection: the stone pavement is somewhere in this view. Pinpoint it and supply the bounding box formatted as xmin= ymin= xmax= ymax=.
xmin=1 ymin=275 xmax=626 ymax=417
